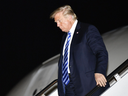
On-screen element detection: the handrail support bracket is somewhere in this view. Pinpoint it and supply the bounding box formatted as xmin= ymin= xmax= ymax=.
xmin=114 ymin=73 xmax=121 ymax=81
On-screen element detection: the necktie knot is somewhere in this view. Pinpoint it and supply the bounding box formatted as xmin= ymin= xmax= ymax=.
xmin=67 ymin=32 xmax=71 ymax=41
xmin=68 ymin=32 xmax=71 ymax=37
xmin=68 ymin=31 xmax=71 ymax=35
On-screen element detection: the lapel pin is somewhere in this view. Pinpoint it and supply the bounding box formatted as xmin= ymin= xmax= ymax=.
xmin=76 ymin=32 xmax=79 ymax=34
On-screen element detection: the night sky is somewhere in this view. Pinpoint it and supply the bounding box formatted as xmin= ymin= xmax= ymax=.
xmin=1 ymin=0 xmax=128 ymax=96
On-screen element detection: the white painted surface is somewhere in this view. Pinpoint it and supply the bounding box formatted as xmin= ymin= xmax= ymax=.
xmin=101 ymin=72 xmax=128 ymax=96
xmin=102 ymin=26 xmax=128 ymax=75
xmin=7 ymin=55 xmax=59 ymax=96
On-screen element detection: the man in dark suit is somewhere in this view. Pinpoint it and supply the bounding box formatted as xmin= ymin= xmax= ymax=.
xmin=50 ymin=5 xmax=109 ymax=96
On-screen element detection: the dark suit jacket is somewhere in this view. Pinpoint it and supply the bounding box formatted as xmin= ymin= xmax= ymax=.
xmin=58 ymin=21 xmax=109 ymax=96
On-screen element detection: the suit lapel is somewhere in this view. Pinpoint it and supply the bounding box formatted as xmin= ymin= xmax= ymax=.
xmin=70 ymin=21 xmax=81 ymax=50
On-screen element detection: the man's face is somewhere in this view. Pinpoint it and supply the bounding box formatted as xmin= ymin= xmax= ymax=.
xmin=54 ymin=12 xmax=72 ymax=32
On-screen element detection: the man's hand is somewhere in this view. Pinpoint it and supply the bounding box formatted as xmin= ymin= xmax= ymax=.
xmin=95 ymin=73 xmax=107 ymax=87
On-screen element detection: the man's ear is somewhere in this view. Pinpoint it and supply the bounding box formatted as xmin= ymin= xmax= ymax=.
xmin=67 ymin=15 xmax=72 ymax=20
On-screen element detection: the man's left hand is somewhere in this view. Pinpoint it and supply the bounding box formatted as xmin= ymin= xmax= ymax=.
xmin=95 ymin=73 xmax=107 ymax=87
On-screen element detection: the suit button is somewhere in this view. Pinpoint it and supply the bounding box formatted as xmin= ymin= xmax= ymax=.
xmin=70 ymin=66 xmax=71 ymax=67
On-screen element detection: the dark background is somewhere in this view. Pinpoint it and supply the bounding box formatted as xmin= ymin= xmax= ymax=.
xmin=1 ymin=0 xmax=128 ymax=96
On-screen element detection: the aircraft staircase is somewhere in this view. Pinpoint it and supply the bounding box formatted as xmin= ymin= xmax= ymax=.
xmin=35 ymin=59 xmax=128 ymax=96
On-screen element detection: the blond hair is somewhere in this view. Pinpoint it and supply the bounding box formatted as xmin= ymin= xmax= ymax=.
xmin=50 ymin=5 xmax=77 ymax=20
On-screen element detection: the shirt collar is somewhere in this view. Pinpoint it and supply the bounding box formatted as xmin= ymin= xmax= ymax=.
xmin=69 ymin=20 xmax=78 ymax=34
